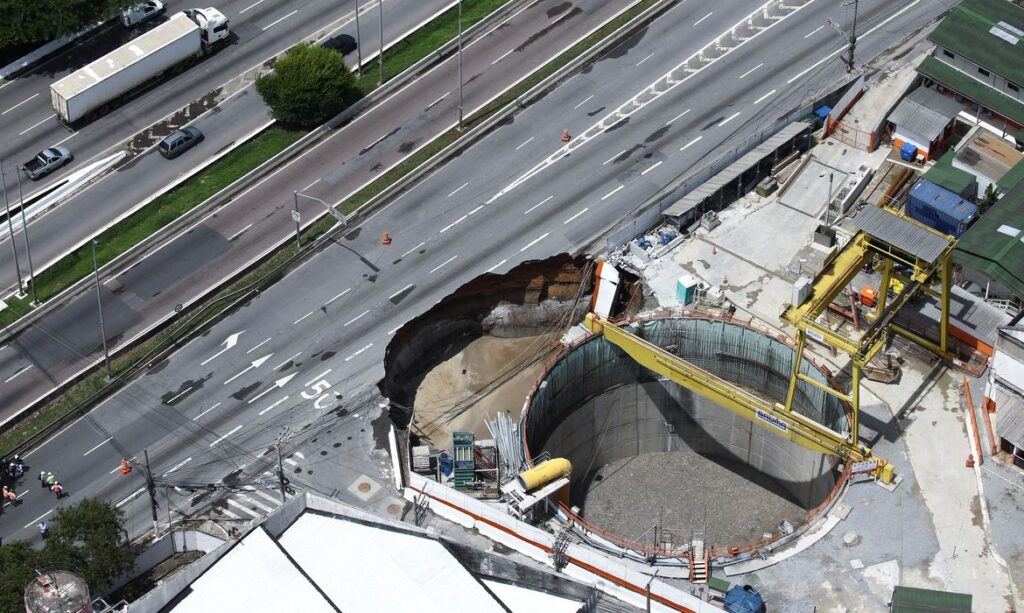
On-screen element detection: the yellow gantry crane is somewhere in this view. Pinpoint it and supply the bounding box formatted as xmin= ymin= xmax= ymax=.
xmin=585 ymin=206 xmax=957 ymax=484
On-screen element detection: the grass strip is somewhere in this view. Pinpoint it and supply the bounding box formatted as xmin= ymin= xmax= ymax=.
xmin=0 ymin=0 xmax=658 ymax=452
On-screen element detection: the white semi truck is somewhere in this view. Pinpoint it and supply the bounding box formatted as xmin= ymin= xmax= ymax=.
xmin=50 ymin=8 xmax=230 ymax=125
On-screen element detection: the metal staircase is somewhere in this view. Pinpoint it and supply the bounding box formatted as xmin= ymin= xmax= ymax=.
xmin=688 ymin=529 xmax=709 ymax=585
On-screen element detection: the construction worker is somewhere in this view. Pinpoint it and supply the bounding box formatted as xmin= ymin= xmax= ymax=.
xmin=45 ymin=472 xmax=56 ymax=488
xmin=50 ymin=482 xmax=63 ymax=499
xmin=39 ymin=469 xmax=46 ymax=486
xmin=2 ymin=486 xmax=15 ymax=505
xmin=38 ymin=522 xmax=49 ymax=539
xmin=119 ymin=458 xmax=132 ymax=475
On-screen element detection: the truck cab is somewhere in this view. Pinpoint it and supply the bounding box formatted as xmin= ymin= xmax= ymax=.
xmin=184 ymin=8 xmax=230 ymax=50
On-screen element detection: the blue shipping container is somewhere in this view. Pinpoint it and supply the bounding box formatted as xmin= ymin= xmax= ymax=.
xmin=906 ymin=179 xmax=978 ymax=238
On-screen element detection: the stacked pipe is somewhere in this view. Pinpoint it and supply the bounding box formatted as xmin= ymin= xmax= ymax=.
xmin=487 ymin=411 xmax=526 ymax=480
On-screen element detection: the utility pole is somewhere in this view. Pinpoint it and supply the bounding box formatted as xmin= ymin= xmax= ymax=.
xmin=378 ymin=0 xmax=384 ymax=86
xmin=143 ymin=450 xmax=160 ymax=535
xmin=457 ymin=0 xmax=464 ymax=131
xmin=645 ymin=569 xmax=661 ymax=613
xmin=165 ymin=486 xmax=176 ymax=554
xmin=15 ymin=171 xmax=36 ymax=304
xmin=292 ymin=192 xmax=302 ymax=251
xmin=828 ymin=0 xmax=858 ymax=73
xmin=92 ymin=240 xmax=112 ymax=380
xmin=275 ymin=439 xmax=287 ymax=503
xmin=0 ymin=161 xmax=24 ymax=294
xmin=354 ymin=0 xmax=363 ymax=76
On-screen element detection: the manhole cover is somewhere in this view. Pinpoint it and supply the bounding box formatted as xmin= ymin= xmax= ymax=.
xmin=387 ymin=504 xmax=401 ymax=515
xmin=358 ymin=482 xmax=371 ymax=493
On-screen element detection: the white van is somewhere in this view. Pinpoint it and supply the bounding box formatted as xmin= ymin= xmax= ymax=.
xmin=121 ymin=1 xmax=167 ymax=27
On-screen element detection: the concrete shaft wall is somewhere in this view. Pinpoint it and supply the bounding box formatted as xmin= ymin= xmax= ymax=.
xmin=525 ymin=317 xmax=842 ymax=510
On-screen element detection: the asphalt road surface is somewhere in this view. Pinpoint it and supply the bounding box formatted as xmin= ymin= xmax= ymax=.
xmin=0 ymin=0 xmax=453 ymax=292
xmin=0 ymin=0 xmax=957 ymax=544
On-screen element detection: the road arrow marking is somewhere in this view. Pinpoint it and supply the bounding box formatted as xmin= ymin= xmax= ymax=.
xmin=248 ymin=373 xmax=298 ymax=404
xmin=201 ymin=331 xmax=245 ymax=366
xmin=223 ymin=354 xmax=273 ymax=385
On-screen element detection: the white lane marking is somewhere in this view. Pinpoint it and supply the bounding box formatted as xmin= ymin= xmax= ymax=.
xmin=115 ymin=486 xmax=146 ymax=508
xmin=218 ymin=507 xmax=242 ymax=519
xmin=430 ymin=255 xmax=458 ymax=273
xmin=788 ymin=0 xmax=921 ymax=84
xmin=344 ymin=343 xmax=374 ymax=362
xmin=223 ymin=354 xmax=273 ymax=385
xmin=666 ymin=108 xmax=691 ymax=125
xmin=228 ymin=223 xmax=254 ymax=241
xmin=388 ymin=325 xmax=403 ymax=335
xmin=345 ymin=310 xmax=370 ymax=326
xmin=804 ymin=25 xmax=824 ymax=38
xmin=468 ymin=204 xmax=484 ymax=216
xmin=261 ymin=9 xmax=297 ymax=30
xmin=325 ymin=288 xmax=351 ymax=306
xmin=251 ymin=489 xmax=281 ymax=504
xmin=400 ymin=242 xmax=425 ymax=258
xmin=275 ymin=352 xmax=302 ymax=370
xmin=82 ymin=436 xmax=113 ymax=456
xmin=247 ymin=337 xmax=272 ymax=354
xmin=519 ymin=233 xmax=550 ymax=252
xmin=305 ymin=369 xmax=332 ymax=386
xmin=226 ymin=498 xmax=260 ymax=517
xmin=302 ymin=178 xmax=321 ymax=190
xmin=563 ymin=208 xmax=589 ymax=224
xmin=738 ymin=62 xmax=763 ymax=79
xmin=440 ymin=214 xmax=468 ymax=233
xmin=293 ymin=451 xmax=305 ymax=459
xmin=162 ymin=457 xmax=193 ymax=477
xmin=200 ymin=331 xmax=244 ymax=366
xmin=447 ymin=182 xmax=469 ymax=198
xmin=249 ymin=373 xmax=297 ymax=404
xmin=389 ymin=284 xmax=414 ymax=300
xmin=194 ymin=402 xmax=222 ymax=420
xmin=486 ymin=259 xmax=507 ymax=273
xmin=574 ymin=94 xmax=595 ymax=109
xmin=18 ymin=113 xmax=55 ymax=135
xmin=636 ymin=52 xmax=654 ymax=66
xmin=258 ymin=395 xmax=290 ymax=416
xmin=4 ymin=364 xmax=32 ymax=384
xmin=515 ymin=137 xmax=534 ymax=150
xmin=754 ymin=89 xmax=776 ymax=105
xmin=693 ymin=11 xmax=713 ymax=26
xmin=293 ymin=311 xmax=315 ymax=325
xmin=641 ymin=160 xmax=664 ymax=176
xmin=680 ymin=135 xmax=703 ymax=151
xmin=427 ymin=91 xmax=450 ymax=108
xmin=166 ymin=385 xmax=194 ymax=404
xmin=24 ymin=415 xmax=86 ymax=459
xmin=25 ymin=509 xmax=53 ymax=529
xmin=490 ymin=48 xmax=515 ymax=65
xmin=717 ymin=111 xmax=741 ymax=127
xmin=284 ymin=458 xmax=298 ymax=466
xmin=240 ymin=0 xmax=264 ymax=13
xmin=600 ymin=185 xmax=624 ymax=201
xmin=2 ymin=93 xmax=39 ymax=115
xmin=603 ymin=149 xmax=626 ymax=165
xmin=209 ymin=425 xmax=242 ymax=447
xmin=52 ymin=131 xmax=77 ymax=147
xmin=524 ymin=195 xmax=553 ymax=214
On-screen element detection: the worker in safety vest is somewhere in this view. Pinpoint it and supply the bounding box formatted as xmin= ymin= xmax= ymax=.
xmin=50 ymin=482 xmax=63 ymax=499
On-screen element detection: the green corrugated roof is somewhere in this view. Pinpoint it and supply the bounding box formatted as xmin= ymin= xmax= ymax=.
xmin=928 ymin=0 xmax=1024 ymax=85
xmin=954 ymin=181 xmax=1024 ymax=300
xmin=924 ymin=150 xmax=977 ymax=196
xmin=998 ymin=158 xmax=1024 ymax=190
xmin=918 ymin=56 xmax=1024 ymax=125
xmin=708 ymin=576 xmax=731 ymax=593
xmin=890 ymin=585 xmax=972 ymax=612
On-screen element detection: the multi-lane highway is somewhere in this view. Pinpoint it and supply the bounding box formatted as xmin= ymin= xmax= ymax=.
xmin=0 ymin=0 xmax=957 ymax=544
xmin=0 ymin=0 xmax=453 ymax=293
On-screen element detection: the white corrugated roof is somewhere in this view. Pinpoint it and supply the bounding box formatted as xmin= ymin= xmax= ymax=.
xmin=482 ymin=579 xmax=583 ymax=613
xmin=171 ymin=527 xmax=335 ymax=613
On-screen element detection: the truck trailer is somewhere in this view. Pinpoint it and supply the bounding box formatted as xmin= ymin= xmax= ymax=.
xmin=50 ymin=8 xmax=229 ymax=125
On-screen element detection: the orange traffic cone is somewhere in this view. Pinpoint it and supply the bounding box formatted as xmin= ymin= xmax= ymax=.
xmin=381 ymin=230 xmax=392 ymax=245
xmin=561 ymin=129 xmax=571 ymax=142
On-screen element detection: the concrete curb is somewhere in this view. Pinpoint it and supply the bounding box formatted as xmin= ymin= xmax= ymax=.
xmin=0 ymin=20 xmax=108 ymax=80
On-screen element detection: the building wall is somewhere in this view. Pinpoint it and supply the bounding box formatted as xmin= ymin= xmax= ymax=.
xmin=932 ymin=47 xmax=1024 ymax=105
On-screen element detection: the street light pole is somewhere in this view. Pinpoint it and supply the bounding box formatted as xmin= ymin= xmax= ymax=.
xmin=15 ymin=171 xmax=37 ymax=304
xmin=457 ymin=0 xmax=464 ymax=131
xmin=0 ymin=161 xmax=24 ymax=294
xmin=292 ymin=192 xmax=302 ymax=251
xmin=92 ymin=239 xmax=112 ymax=380
xmin=378 ymin=0 xmax=384 ymax=86
xmin=354 ymin=0 xmax=363 ymax=76
xmin=295 ymin=191 xmax=347 ymax=225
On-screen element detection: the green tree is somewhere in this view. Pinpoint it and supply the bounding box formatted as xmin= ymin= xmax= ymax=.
xmin=0 ymin=539 xmax=42 ymax=612
xmin=0 ymin=0 xmax=134 ymax=46
xmin=256 ymin=43 xmax=360 ymax=129
xmin=43 ymin=498 xmax=135 ymax=593
xmin=979 ymin=183 xmax=999 ymax=214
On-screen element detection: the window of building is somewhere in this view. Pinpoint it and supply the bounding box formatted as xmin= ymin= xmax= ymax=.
xmin=978 ymin=67 xmax=991 ymax=77
xmin=1009 ymin=82 xmax=1020 ymax=93
xmin=942 ymin=49 xmax=954 ymax=59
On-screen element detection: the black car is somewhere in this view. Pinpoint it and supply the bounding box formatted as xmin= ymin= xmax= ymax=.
xmin=159 ymin=127 xmax=204 ymax=159
xmin=321 ymin=33 xmax=357 ymax=56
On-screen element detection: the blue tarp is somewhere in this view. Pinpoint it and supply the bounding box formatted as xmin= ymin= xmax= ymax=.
xmin=724 ymin=586 xmax=766 ymax=613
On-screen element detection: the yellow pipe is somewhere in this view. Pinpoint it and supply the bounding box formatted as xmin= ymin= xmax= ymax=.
xmin=517 ymin=458 xmax=572 ymax=491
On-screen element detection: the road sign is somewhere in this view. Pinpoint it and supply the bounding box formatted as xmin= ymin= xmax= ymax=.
xmin=291 ymin=210 xmax=301 ymax=222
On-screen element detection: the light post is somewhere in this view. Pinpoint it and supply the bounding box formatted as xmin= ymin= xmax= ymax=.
xmin=15 ymin=171 xmax=37 ymax=304
xmin=378 ymin=0 xmax=384 ymax=86
xmin=354 ymin=0 xmax=362 ymax=76
xmin=457 ymin=0 xmax=464 ymax=131
xmin=645 ymin=569 xmax=661 ymax=613
xmin=294 ymin=191 xmax=347 ymax=225
xmin=292 ymin=193 xmax=302 ymax=252
xmin=92 ymin=239 xmax=112 ymax=380
xmin=0 ymin=161 xmax=24 ymax=295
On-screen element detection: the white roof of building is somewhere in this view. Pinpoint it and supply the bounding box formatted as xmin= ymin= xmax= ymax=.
xmin=482 ymin=579 xmax=583 ymax=613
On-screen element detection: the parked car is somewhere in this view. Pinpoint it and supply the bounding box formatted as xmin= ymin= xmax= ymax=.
xmin=20 ymin=146 xmax=73 ymax=180
xmin=122 ymin=0 xmax=167 ymax=27
xmin=320 ymin=33 xmax=358 ymax=56
xmin=158 ymin=127 xmax=204 ymax=159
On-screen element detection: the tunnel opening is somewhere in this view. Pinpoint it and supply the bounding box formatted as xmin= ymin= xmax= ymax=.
xmin=523 ymin=314 xmax=847 ymax=550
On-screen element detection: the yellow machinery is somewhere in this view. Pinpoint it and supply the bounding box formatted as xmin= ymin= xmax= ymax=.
xmin=517 ymin=458 xmax=572 ymax=491
xmin=584 ymin=206 xmax=956 ymax=483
